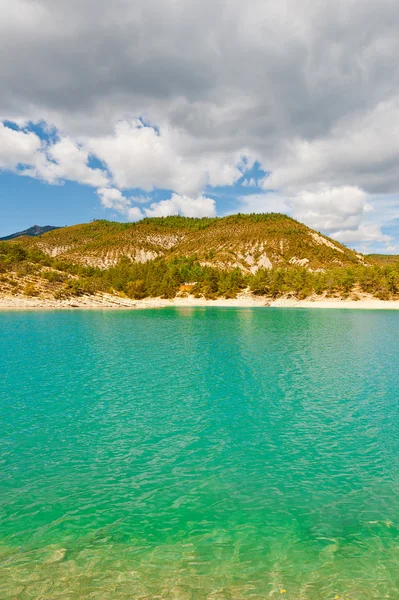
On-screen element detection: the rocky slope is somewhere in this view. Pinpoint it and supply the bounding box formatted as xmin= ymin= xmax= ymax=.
xmin=17 ymin=214 xmax=366 ymax=272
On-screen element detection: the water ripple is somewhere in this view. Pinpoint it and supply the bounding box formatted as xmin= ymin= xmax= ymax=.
xmin=1 ymin=308 xmax=399 ymax=598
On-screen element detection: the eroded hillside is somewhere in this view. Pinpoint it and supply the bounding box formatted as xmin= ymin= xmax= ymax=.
xmin=2 ymin=214 xmax=399 ymax=303
xmin=19 ymin=214 xmax=365 ymax=271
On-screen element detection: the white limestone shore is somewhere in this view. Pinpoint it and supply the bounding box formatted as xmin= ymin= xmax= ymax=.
xmin=2 ymin=291 xmax=399 ymax=310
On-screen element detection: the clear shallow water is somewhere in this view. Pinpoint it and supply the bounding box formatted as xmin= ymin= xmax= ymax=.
xmin=1 ymin=308 xmax=399 ymax=599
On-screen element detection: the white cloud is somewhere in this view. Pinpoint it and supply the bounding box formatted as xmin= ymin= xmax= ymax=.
xmin=237 ymin=186 xmax=373 ymax=236
xmin=242 ymin=178 xmax=257 ymax=188
xmin=0 ymin=122 xmax=41 ymax=169
xmin=130 ymin=195 xmax=152 ymax=204
xmin=31 ymin=137 xmax=108 ymax=187
xmin=89 ymin=121 xmax=201 ymax=194
xmin=284 ymin=187 xmax=394 ymax=248
xmin=87 ymin=120 xmax=242 ymax=195
xmin=237 ymin=192 xmax=289 ymax=215
xmin=287 ymin=186 xmax=370 ymax=233
xmin=333 ymin=224 xmax=393 ymax=246
xmin=144 ymin=193 xmax=216 ymax=218
xmin=97 ymin=187 xmax=143 ymax=221
xmin=0 ymin=122 xmax=108 ymax=187
xmin=237 ymin=186 xmax=392 ymax=249
xmin=97 ymin=188 xmax=216 ymax=221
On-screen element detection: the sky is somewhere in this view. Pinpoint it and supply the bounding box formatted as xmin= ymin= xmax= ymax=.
xmin=1 ymin=0 xmax=399 ymax=252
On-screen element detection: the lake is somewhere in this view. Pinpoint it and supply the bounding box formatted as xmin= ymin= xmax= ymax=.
xmin=1 ymin=308 xmax=399 ymax=599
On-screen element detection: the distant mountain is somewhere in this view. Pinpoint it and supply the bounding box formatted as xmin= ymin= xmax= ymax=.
xmin=17 ymin=213 xmax=366 ymax=271
xmin=0 ymin=225 xmax=60 ymax=241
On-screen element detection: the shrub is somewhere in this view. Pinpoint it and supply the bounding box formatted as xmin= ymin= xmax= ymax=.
xmin=23 ymin=283 xmax=39 ymax=297
xmin=41 ymin=270 xmax=67 ymax=283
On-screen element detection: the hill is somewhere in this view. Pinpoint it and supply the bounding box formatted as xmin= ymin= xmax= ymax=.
xmin=2 ymin=213 xmax=399 ymax=303
xmin=19 ymin=213 xmax=364 ymax=271
xmin=0 ymin=225 xmax=60 ymax=241
xmin=367 ymin=254 xmax=399 ymax=266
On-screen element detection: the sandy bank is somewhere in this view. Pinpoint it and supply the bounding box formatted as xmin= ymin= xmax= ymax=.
xmin=2 ymin=291 xmax=399 ymax=310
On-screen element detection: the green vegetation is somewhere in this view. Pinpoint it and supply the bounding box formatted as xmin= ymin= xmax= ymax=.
xmin=367 ymin=254 xmax=399 ymax=266
xmin=23 ymin=283 xmax=39 ymax=297
xmin=100 ymin=258 xmax=247 ymax=299
xmin=139 ymin=216 xmax=218 ymax=230
xmin=2 ymin=238 xmax=399 ymax=301
xmin=17 ymin=213 xmax=360 ymax=272
xmin=250 ymin=264 xmax=399 ymax=300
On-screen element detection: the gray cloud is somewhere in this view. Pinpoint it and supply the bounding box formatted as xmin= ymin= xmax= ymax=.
xmin=1 ymin=0 xmax=399 ymax=247
xmin=2 ymin=0 xmax=398 ymax=136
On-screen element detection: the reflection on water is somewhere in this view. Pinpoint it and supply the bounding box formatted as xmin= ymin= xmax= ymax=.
xmin=1 ymin=308 xmax=399 ymax=598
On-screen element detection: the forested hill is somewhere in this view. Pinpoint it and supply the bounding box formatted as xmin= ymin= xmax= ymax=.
xmin=3 ymin=213 xmax=399 ymax=302
xmin=17 ymin=213 xmax=364 ymax=271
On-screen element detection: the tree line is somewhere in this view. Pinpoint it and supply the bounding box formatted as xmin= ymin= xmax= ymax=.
xmin=2 ymin=241 xmax=399 ymax=300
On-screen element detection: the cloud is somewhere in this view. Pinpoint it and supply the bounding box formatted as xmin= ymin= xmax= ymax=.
xmin=144 ymin=193 xmax=216 ymax=218
xmin=265 ymin=99 xmax=399 ymax=196
xmin=0 ymin=122 xmax=108 ymax=187
xmin=332 ymin=224 xmax=393 ymax=246
xmin=97 ymin=188 xmax=216 ymax=221
xmin=31 ymin=137 xmax=108 ymax=187
xmin=242 ymin=178 xmax=258 ymax=188
xmin=1 ymin=1 xmax=399 ymax=246
xmin=287 ymin=186 xmax=370 ymax=233
xmin=88 ymin=121 xmax=205 ymax=195
xmin=87 ymin=120 xmax=242 ymax=195
xmin=0 ymin=122 xmax=41 ymax=169
xmin=238 ymin=186 xmax=390 ymax=248
xmin=285 ymin=187 xmax=393 ymax=247
xmin=97 ymin=187 xmax=143 ymax=221
xmin=237 ymin=192 xmax=289 ymax=215
xmin=237 ymin=186 xmax=372 ymax=234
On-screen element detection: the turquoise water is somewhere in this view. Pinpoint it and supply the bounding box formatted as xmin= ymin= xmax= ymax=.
xmin=1 ymin=309 xmax=399 ymax=599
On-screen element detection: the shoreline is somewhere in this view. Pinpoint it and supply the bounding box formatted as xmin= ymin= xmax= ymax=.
xmin=2 ymin=292 xmax=399 ymax=310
